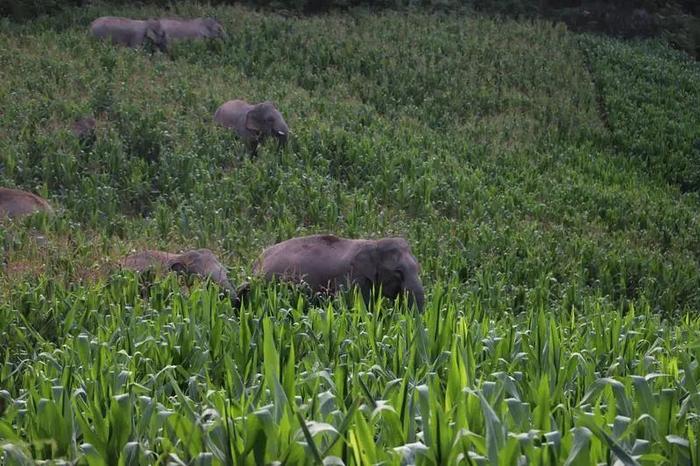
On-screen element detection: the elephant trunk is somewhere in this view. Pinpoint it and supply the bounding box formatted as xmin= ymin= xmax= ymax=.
xmin=405 ymin=276 xmax=425 ymax=312
xmin=222 ymin=280 xmax=238 ymax=303
xmin=275 ymin=129 xmax=288 ymax=151
xmin=210 ymin=269 xmax=238 ymax=303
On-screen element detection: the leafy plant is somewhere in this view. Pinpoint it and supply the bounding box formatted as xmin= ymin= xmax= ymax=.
xmin=1 ymin=3 xmax=699 ymax=465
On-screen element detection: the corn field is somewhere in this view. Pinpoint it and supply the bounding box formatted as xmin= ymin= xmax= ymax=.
xmin=1 ymin=3 xmax=700 ymax=465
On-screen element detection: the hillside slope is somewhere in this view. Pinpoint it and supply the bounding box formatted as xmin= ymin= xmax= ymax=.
xmin=1 ymin=4 xmax=700 ymax=464
xmin=1 ymin=5 xmax=698 ymax=313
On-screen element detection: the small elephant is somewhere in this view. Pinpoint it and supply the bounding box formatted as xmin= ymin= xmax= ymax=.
xmin=0 ymin=188 xmax=53 ymax=219
xmin=158 ymin=18 xmax=227 ymax=41
xmin=121 ymin=249 xmax=237 ymax=301
xmin=71 ymin=117 xmax=96 ymax=139
xmin=214 ymin=100 xmax=289 ymax=156
xmin=71 ymin=117 xmax=97 ymax=150
xmin=253 ymin=234 xmax=425 ymax=311
xmin=90 ymin=16 xmax=168 ymax=52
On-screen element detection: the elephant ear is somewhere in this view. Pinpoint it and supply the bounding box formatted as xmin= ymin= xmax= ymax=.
xmin=351 ymin=241 xmax=404 ymax=302
xmin=205 ymin=18 xmax=225 ymax=37
xmin=351 ymin=245 xmax=378 ymax=284
xmin=169 ymin=258 xmax=189 ymax=274
xmin=245 ymin=106 xmax=263 ymax=136
xmin=374 ymin=239 xmax=408 ymax=296
xmin=145 ymin=25 xmax=156 ymax=41
xmin=145 ymin=21 xmax=167 ymax=49
xmin=376 ymin=239 xmax=405 ymax=269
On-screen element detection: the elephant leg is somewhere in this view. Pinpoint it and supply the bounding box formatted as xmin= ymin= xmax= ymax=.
xmin=361 ymin=286 xmax=373 ymax=309
xmin=247 ymin=140 xmax=259 ymax=158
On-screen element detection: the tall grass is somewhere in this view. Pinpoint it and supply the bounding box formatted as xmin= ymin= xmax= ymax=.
xmin=1 ymin=3 xmax=700 ymax=464
xmin=1 ymin=277 xmax=700 ymax=464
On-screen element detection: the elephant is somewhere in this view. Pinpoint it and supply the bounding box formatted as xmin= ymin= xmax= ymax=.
xmin=90 ymin=17 xmax=168 ymax=52
xmin=71 ymin=117 xmax=96 ymax=150
xmin=214 ymin=100 xmax=289 ymax=156
xmin=253 ymin=234 xmax=425 ymax=311
xmin=0 ymin=188 xmax=53 ymax=219
xmin=121 ymin=249 xmax=237 ymax=301
xmin=158 ymin=18 xmax=227 ymax=41
xmin=71 ymin=117 xmax=96 ymax=139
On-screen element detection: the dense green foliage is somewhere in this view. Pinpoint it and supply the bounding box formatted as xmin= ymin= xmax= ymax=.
xmin=3 ymin=0 xmax=699 ymax=58
xmin=1 ymin=3 xmax=700 ymax=464
xmin=3 ymin=278 xmax=700 ymax=465
xmin=580 ymin=35 xmax=700 ymax=192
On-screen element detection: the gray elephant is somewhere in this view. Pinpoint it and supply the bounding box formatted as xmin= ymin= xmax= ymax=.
xmin=0 ymin=188 xmax=53 ymax=219
xmin=71 ymin=116 xmax=97 ymax=150
xmin=71 ymin=117 xmax=96 ymax=139
xmin=158 ymin=18 xmax=227 ymax=41
xmin=121 ymin=249 xmax=237 ymax=300
xmin=90 ymin=17 xmax=168 ymax=52
xmin=214 ymin=100 xmax=289 ymax=156
xmin=253 ymin=234 xmax=425 ymax=311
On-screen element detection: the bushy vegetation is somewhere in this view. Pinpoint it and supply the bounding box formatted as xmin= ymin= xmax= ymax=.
xmin=580 ymin=35 xmax=700 ymax=191
xmin=1 ymin=3 xmax=700 ymax=464
xmin=3 ymin=278 xmax=700 ymax=465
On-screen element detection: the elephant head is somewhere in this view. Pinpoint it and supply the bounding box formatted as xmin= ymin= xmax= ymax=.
xmin=168 ymin=249 xmax=237 ymax=301
xmin=144 ymin=20 xmax=168 ymax=52
xmin=121 ymin=249 xmax=237 ymax=303
xmin=202 ymin=18 xmax=227 ymax=39
xmin=352 ymin=238 xmax=425 ymax=311
xmin=245 ymin=101 xmax=289 ymax=150
xmin=71 ymin=117 xmax=97 ymax=150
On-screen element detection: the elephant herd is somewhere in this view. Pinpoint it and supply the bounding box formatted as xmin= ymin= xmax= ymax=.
xmin=119 ymin=235 xmax=425 ymax=311
xmin=90 ymin=15 xmax=291 ymax=155
xmin=89 ymin=16 xmax=227 ymax=52
xmin=0 ymin=15 xmax=426 ymax=312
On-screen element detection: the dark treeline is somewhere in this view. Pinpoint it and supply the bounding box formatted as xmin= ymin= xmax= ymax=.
xmin=1 ymin=0 xmax=698 ymax=57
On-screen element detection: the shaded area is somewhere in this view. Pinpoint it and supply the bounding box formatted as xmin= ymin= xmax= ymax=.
xmin=3 ymin=1 xmax=699 ymax=58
